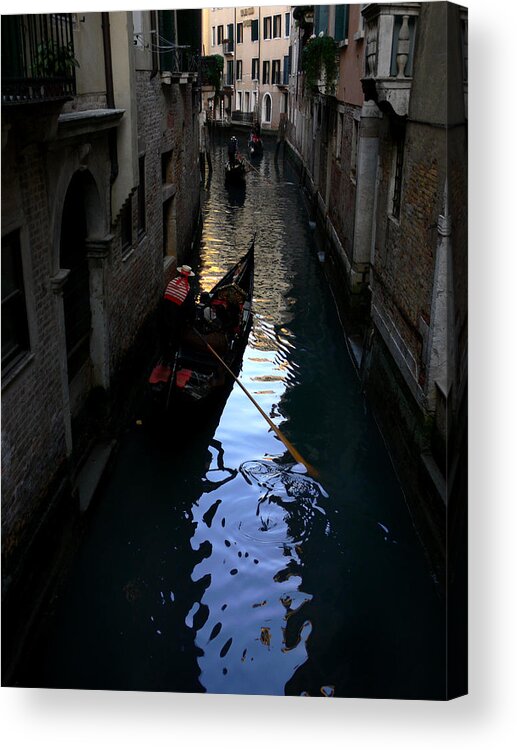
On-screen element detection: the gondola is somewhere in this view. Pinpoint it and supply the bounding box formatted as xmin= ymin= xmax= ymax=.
xmin=248 ymin=133 xmax=263 ymax=157
xmin=147 ymin=237 xmax=255 ymax=414
xmin=224 ymin=157 xmax=247 ymax=186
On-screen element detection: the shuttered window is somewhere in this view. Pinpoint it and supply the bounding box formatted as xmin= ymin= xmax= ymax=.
xmin=334 ymin=5 xmax=350 ymax=42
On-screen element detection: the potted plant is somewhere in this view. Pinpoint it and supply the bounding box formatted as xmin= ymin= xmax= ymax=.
xmin=32 ymin=39 xmax=79 ymax=79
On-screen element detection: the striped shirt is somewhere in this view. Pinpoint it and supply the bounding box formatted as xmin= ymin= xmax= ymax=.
xmin=164 ymin=276 xmax=190 ymax=305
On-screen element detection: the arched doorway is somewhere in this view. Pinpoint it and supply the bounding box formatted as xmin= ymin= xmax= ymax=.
xmin=59 ymin=173 xmax=92 ymax=389
xmin=262 ymin=93 xmax=272 ymax=125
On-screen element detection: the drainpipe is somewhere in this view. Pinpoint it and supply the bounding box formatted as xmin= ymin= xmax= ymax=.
xmin=150 ymin=10 xmax=159 ymax=79
xmin=258 ymin=7 xmax=261 ymax=121
xmin=102 ymin=12 xmax=119 ymax=185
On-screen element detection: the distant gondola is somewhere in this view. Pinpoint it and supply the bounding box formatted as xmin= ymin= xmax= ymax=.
xmin=224 ymin=157 xmax=247 ymax=185
xmin=248 ymin=133 xmax=263 ymax=157
xmin=147 ymin=237 xmax=255 ymax=413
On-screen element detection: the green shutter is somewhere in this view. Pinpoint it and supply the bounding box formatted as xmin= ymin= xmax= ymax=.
xmin=334 ymin=6 xmax=349 ymax=42
xmin=315 ymin=6 xmax=329 ymax=35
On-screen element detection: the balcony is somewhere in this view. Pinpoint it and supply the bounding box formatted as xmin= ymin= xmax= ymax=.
xmin=159 ymin=45 xmax=200 ymax=85
xmin=231 ymin=111 xmax=254 ymax=125
xmin=223 ymin=39 xmax=234 ymax=56
xmin=2 ymin=14 xmax=77 ymax=106
xmin=361 ymin=3 xmax=420 ymax=117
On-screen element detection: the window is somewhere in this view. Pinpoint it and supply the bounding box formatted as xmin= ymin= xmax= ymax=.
xmin=212 ymin=26 xmax=215 ymax=47
xmin=351 ymin=118 xmax=359 ymax=178
xmin=334 ymin=5 xmax=350 ymax=42
xmin=285 ymin=12 xmax=291 ymax=37
xmin=121 ymin=200 xmax=132 ymax=252
xmin=2 ymin=230 xmax=30 ymax=372
xmin=263 ymin=16 xmax=272 ymax=40
xmin=262 ymin=60 xmax=270 ymax=84
xmin=225 ymin=23 xmax=234 ymax=52
xmin=273 ymin=14 xmax=281 ymax=38
xmin=245 ymin=91 xmax=250 ymax=112
xmin=236 ymin=91 xmax=242 ymax=110
xmin=226 ymin=60 xmax=234 ymax=86
xmin=252 ymin=57 xmax=259 ymax=80
xmin=314 ymin=5 xmax=329 ymax=35
xmin=283 ymin=54 xmax=290 ymax=85
xmin=161 ymin=149 xmax=173 ymax=184
xmin=137 ymin=155 xmax=146 ymax=238
xmin=251 ymin=19 xmax=259 ymax=42
xmin=263 ymin=93 xmax=272 ymax=122
xmin=272 ymin=59 xmax=281 ymax=84
xmin=336 ymin=112 xmax=343 ymax=160
xmin=390 ymin=123 xmax=406 ymax=220
xmin=236 ymin=59 xmax=242 ymax=80
xmin=217 ymin=25 xmax=223 ymax=45
xmin=237 ymin=22 xmax=243 ymax=44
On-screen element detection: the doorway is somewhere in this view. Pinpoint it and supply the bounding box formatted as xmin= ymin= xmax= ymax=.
xmin=60 ymin=173 xmax=92 ymax=389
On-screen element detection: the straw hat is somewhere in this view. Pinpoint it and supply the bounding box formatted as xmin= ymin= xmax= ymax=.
xmin=177 ymin=265 xmax=195 ymax=277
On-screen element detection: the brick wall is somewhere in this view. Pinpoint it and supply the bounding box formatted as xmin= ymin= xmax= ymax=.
xmin=107 ymin=73 xmax=201 ymax=376
xmin=2 ymin=141 xmax=70 ymax=578
xmin=372 ymin=119 xmax=447 ymax=377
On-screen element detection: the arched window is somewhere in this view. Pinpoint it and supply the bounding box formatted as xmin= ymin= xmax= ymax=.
xmin=262 ymin=93 xmax=272 ymax=124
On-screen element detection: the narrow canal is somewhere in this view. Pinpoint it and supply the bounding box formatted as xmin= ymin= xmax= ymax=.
xmin=21 ymin=135 xmax=445 ymax=699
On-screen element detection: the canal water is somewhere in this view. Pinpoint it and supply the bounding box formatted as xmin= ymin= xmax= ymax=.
xmin=21 ymin=135 xmax=445 ymax=699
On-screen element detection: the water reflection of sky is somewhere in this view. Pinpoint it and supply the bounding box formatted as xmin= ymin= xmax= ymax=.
xmin=180 ymin=138 xmax=445 ymax=698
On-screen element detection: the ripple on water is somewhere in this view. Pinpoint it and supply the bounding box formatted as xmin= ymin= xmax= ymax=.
xmin=233 ymin=461 xmax=329 ymax=547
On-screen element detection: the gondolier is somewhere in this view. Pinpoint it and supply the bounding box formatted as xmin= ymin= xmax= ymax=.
xmin=161 ymin=264 xmax=196 ymax=356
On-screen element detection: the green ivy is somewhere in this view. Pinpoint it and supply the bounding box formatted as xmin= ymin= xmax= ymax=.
xmin=201 ymin=54 xmax=224 ymax=105
xmin=301 ymin=35 xmax=338 ymax=95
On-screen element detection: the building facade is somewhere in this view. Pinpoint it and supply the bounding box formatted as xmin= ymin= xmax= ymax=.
xmin=205 ymin=5 xmax=292 ymax=129
xmin=1 ymin=9 xmax=201 ymax=679
xmin=286 ymin=3 xmax=468 ymax=577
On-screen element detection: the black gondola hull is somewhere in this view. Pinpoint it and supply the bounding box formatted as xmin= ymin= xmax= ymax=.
xmin=146 ymin=239 xmax=255 ymax=418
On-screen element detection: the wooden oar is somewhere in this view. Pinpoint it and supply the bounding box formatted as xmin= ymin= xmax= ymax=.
xmin=242 ymin=156 xmax=273 ymax=183
xmin=192 ymin=327 xmax=319 ymax=479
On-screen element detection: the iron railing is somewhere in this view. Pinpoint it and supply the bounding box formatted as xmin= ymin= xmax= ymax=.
xmin=231 ymin=111 xmax=254 ymax=124
xmin=160 ymin=45 xmax=200 ymax=75
xmin=2 ymin=13 xmax=77 ymax=105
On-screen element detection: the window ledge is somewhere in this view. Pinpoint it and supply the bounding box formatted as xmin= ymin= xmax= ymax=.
xmin=2 ymin=352 xmax=35 ymax=392
xmin=338 ymin=39 xmax=349 ymax=48
xmin=122 ymin=247 xmax=135 ymax=263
